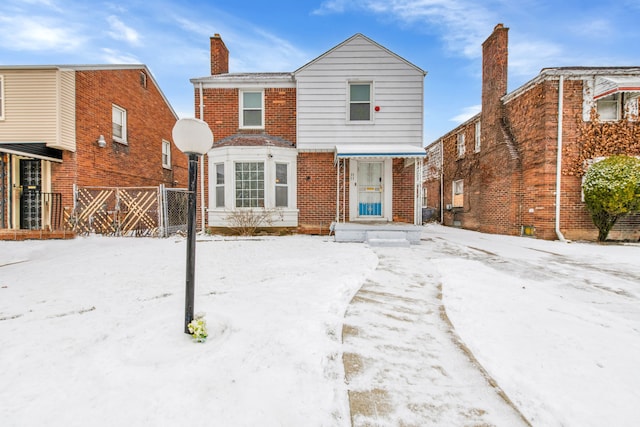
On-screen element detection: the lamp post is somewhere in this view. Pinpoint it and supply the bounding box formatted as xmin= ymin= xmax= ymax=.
xmin=172 ymin=118 xmax=214 ymax=334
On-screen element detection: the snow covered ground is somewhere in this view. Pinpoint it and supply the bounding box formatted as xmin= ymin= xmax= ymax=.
xmin=1 ymin=224 xmax=639 ymax=426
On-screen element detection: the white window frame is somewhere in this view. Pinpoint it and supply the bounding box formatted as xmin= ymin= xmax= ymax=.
xmin=348 ymin=81 xmax=373 ymax=122
xmin=239 ymin=90 xmax=264 ymax=129
xmin=215 ymin=163 xmax=225 ymax=208
xmin=457 ymin=132 xmax=465 ymax=157
xmin=474 ymin=121 xmax=481 ymax=152
xmin=162 ymin=139 xmax=171 ymax=169
xmin=112 ymin=104 xmax=127 ymax=144
xmin=235 ymin=161 xmax=265 ymax=208
xmin=597 ymin=93 xmax=620 ymax=121
xmin=452 ymin=179 xmax=464 ymax=208
xmin=275 ymin=162 xmax=289 ymax=208
xmin=0 ymin=75 xmax=4 ymax=120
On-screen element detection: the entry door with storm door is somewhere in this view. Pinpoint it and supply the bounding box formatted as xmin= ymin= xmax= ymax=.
xmin=357 ymin=161 xmax=384 ymax=217
xmin=19 ymin=159 xmax=42 ymax=229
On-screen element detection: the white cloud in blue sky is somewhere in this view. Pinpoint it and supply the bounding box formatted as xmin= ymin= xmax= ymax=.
xmin=0 ymin=0 xmax=638 ymax=142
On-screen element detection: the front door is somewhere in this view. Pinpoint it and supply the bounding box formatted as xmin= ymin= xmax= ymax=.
xmin=357 ymin=161 xmax=383 ymax=217
xmin=19 ymin=159 xmax=42 ymax=229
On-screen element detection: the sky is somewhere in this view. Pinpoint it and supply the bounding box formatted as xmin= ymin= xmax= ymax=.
xmin=1 ymin=0 xmax=639 ymax=144
xmin=1 ymin=225 xmax=639 ymax=426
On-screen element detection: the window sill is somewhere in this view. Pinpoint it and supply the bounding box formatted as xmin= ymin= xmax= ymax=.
xmin=113 ymin=138 xmax=128 ymax=145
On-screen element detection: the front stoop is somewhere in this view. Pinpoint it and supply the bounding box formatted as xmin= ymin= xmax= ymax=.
xmin=332 ymin=222 xmax=421 ymax=246
xmin=366 ymin=231 xmax=411 ymax=247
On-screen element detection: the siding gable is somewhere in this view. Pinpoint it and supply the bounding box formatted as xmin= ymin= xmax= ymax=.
xmin=294 ymin=34 xmax=426 ymax=151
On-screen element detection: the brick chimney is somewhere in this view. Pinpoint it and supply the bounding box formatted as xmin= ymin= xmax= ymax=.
xmin=210 ymin=34 xmax=229 ymax=75
xmin=481 ymin=23 xmax=509 ymax=147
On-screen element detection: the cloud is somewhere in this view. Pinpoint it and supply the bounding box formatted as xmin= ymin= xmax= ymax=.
xmin=106 ymin=15 xmax=141 ymax=46
xmin=100 ymin=48 xmax=141 ymax=64
xmin=0 ymin=15 xmax=85 ymax=52
xmin=450 ymin=104 xmax=481 ymax=123
xmin=313 ymin=0 xmax=496 ymax=59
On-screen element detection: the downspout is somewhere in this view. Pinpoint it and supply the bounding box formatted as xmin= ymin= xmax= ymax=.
xmin=440 ymin=139 xmax=444 ymax=224
xmin=555 ymin=76 xmax=567 ymax=242
xmin=199 ymin=82 xmax=206 ymax=233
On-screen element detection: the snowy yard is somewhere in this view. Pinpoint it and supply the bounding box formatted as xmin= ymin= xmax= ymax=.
xmin=1 ymin=224 xmax=639 ymax=426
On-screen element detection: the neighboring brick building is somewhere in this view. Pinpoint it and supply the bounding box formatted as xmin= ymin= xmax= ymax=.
xmin=0 ymin=65 xmax=186 ymax=237
xmin=192 ymin=34 xmax=427 ymax=235
xmin=424 ymin=24 xmax=640 ymax=241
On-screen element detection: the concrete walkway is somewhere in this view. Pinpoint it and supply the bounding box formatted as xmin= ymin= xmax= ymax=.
xmin=342 ymin=245 xmax=530 ymax=426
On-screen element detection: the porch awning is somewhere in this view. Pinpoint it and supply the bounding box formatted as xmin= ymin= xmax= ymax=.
xmin=0 ymin=142 xmax=63 ymax=162
xmin=594 ymin=76 xmax=640 ymax=100
xmin=334 ymin=144 xmax=426 ymax=161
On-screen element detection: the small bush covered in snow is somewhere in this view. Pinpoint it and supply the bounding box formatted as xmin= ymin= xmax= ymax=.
xmin=583 ymin=155 xmax=640 ymax=241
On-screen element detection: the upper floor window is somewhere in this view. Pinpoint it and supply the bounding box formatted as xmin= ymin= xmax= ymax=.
xmin=457 ymin=132 xmax=465 ymax=157
xmin=474 ymin=121 xmax=481 ymax=152
xmin=235 ymin=162 xmax=264 ymax=207
xmin=597 ymin=93 xmax=621 ymax=121
xmin=162 ymin=139 xmax=171 ymax=169
xmin=0 ymin=75 xmax=4 ymax=120
xmin=596 ymin=92 xmax=640 ymax=122
xmin=349 ymin=82 xmax=372 ymax=121
xmin=240 ymin=91 xmax=263 ymax=128
xmin=112 ymin=104 xmax=127 ymax=143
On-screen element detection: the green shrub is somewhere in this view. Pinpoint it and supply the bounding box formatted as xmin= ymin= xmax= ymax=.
xmin=582 ymin=155 xmax=640 ymax=241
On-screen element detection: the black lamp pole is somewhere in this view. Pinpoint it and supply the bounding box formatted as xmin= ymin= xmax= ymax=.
xmin=184 ymin=152 xmax=198 ymax=334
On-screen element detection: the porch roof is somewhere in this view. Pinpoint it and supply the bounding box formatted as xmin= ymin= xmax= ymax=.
xmin=594 ymin=76 xmax=640 ymax=100
xmin=334 ymin=144 xmax=426 ymax=161
xmin=0 ymin=142 xmax=63 ymax=162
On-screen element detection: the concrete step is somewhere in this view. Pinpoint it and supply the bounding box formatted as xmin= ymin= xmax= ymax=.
xmin=367 ymin=238 xmax=411 ymax=248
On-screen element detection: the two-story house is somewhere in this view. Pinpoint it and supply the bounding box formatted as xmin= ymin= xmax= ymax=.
xmin=192 ymin=34 xmax=426 ymax=239
xmin=424 ymin=24 xmax=640 ymax=241
xmin=0 ymin=65 xmax=187 ymax=239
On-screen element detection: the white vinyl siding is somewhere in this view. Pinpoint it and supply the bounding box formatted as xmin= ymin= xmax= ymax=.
xmin=0 ymin=68 xmax=76 ymax=151
xmin=295 ymin=35 xmax=424 ymax=150
xmin=0 ymin=75 xmax=4 ymax=120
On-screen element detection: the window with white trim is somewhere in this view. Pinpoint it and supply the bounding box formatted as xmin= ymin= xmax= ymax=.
xmin=597 ymin=93 xmax=620 ymax=121
xmin=235 ymin=162 xmax=264 ymax=207
xmin=457 ymin=132 xmax=465 ymax=157
xmin=597 ymin=92 xmax=640 ymax=121
xmin=275 ymin=163 xmax=288 ymax=207
xmin=452 ymin=179 xmax=464 ymax=208
xmin=474 ymin=121 xmax=481 ymax=152
xmin=215 ymin=163 xmax=225 ymax=208
xmin=0 ymin=75 xmax=4 ymax=120
xmin=349 ymin=82 xmax=372 ymax=121
xmin=240 ymin=91 xmax=263 ymax=128
xmin=162 ymin=139 xmax=171 ymax=169
xmin=112 ymin=104 xmax=127 ymax=143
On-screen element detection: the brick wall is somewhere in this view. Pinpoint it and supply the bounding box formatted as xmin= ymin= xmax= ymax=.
xmin=50 ymin=68 xmax=186 ymax=214
xmin=392 ymin=159 xmax=416 ymax=223
xmin=297 ymin=152 xmax=338 ymax=234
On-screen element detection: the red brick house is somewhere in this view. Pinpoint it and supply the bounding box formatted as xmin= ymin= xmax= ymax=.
xmin=424 ymin=24 xmax=640 ymax=241
xmin=192 ymin=34 xmax=427 ymax=239
xmin=0 ymin=65 xmax=187 ymax=238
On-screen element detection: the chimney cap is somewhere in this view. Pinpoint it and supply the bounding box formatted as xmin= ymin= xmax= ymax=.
xmin=494 ymin=23 xmax=505 ymax=30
